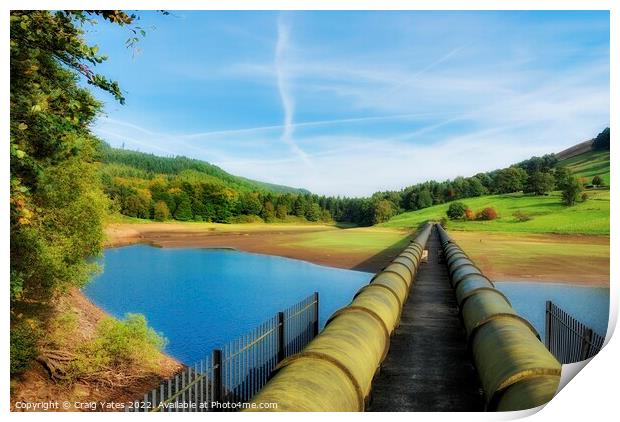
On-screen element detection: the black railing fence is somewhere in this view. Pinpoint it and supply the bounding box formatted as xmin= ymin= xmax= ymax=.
xmin=545 ymin=301 xmax=605 ymax=364
xmin=127 ymin=292 xmax=319 ymax=412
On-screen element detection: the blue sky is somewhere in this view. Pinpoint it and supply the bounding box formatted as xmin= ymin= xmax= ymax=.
xmin=85 ymin=11 xmax=609 ymax=196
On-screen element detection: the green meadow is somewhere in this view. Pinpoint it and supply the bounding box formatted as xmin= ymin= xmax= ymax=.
xmin=284 ymin=227 xmax=410 ymax=254
xmin=382 ymin=190 xmax=610 ymax=235
xmin=560 ymin=150 xmax=610 ymax=186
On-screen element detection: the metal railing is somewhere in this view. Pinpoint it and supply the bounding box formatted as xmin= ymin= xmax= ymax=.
xmin=127 ymin=292 xmax=319 ymax=412
xmin=545 ymin=301 xmax=605 ymax=364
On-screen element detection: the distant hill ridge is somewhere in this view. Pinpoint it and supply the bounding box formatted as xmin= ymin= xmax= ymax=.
xmin=100 ymin=143 xmax=309 ymax=195
xmin=555 ymin=139 xmax=594 ymax=161
xmin=556 ymin=127 xmax=609 ymax=161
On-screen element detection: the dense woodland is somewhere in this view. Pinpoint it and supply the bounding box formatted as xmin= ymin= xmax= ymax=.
xmin=102 ymin=126 xmax=609 ymax=227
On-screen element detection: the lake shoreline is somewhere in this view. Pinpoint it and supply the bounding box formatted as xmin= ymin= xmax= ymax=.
xmin=105 ymin=222 xmax=609 ymax=287
xmin=85 ymin=245 xmax=373 ymax=363
xmin=105 ymin=222 xmax=402 ymax=273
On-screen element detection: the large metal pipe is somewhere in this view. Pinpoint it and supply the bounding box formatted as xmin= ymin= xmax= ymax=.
xmin=435 ymin=224 xmax=561 ymax=411
xmin=366 ymin=272 xmax=410 ymax=307
xmin=246 ymin=223 xmax=433 ymax=411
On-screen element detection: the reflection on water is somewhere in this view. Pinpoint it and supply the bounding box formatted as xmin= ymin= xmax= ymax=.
xmin=495 ymin=281 xmax=609 ymax=339
xmin=84 ymin=245 xmax=371 ymax=364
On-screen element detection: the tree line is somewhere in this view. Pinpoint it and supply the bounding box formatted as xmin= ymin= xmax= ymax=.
xmin=103 ymin=126 xmax=608 ymax=227
xmin=102 ymin=150 xmax=402 ymax=226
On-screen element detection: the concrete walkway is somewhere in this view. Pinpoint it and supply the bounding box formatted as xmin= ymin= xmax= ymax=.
xmin=369 ymin=226 xmax=484 ymax=411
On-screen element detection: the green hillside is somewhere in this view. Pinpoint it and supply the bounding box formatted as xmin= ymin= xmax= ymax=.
xmin=560 ymin=150 xmax=610 ymax=186
xmin=382 ymin=190 xmax=609 ymax=235
xmin=98 ymin=143 xmax=339 ymax=224
xmin=101 ymin=143 xmax=308 ymax=194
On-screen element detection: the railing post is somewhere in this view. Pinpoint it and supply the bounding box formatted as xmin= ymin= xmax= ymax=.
xmin=580 ymin=328 xmax=593 ymax=361
xmin=277 ymin=311 xmax=285 ymax=362
xmin=212 ymin=349 xmax=222 ymax=410
xmin=313 ymin=291 xmax=320 ymax=337
xmin=545 ymin=301 xmax=552 ymax=350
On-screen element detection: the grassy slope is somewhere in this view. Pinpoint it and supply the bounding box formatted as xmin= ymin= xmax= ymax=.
xmin=283 ymin=227 xmax=410 ymax=254
xmin=381 ymin=149 xmax=610 ymax=282
xmin=384 ymin=147 xmax=610 ymax=235
xmin=559 ymin=149 xmax=610 ymax=186
xmin=382 ymin=190 xmax=609 ymax=235
xmin=101 ymin=144 xmax=308 ymax=194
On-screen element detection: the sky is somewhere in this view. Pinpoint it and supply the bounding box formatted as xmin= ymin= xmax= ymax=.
xmin=84 ymin=11 xmax=610 ymax=196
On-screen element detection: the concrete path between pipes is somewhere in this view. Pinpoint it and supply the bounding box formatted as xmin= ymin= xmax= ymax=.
xmin=369 ymin=226 xmax=484 ymax=411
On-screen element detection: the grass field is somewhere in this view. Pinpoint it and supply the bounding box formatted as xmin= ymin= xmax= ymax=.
xmin=450 ymin=231 xmax=608 ymax=285
xmin=560 ymin=149 xmax=610 ymax=186
xmin=283 ymin=227 xmax=410 ymax=254
xmin=382 ymin=190 xmax=609 ymax=235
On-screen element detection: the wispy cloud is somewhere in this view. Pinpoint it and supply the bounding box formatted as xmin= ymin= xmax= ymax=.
xmin=178 ymin=112 xmax=452 ymax=139
xmin=379 ymin=44 xmax=468 ymax=101
xmin=275 ymin=14 xmax=311 ymax=166
xmin=90 ymin=11 xmax=609 ymax=196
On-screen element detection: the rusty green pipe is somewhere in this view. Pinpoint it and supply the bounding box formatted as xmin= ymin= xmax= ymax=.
xmin=352 ymin=284 xmax=403 ymax=334
xmin=455 ymin=274 xmax=497 ymax=307
xmin=461 ymin=289 xmax=539 ymax=341
xmin=368 ymin=272 xmax=410 ymax=306
xmin=451 ymin=264 xmax=484 ymax=288
xmin=436 ymin=224 xmax=561 ymax=411
xmin=247 ymin=223 xmax=433 ymax=411
xmin=472 ymin=318 xmax=560 ymax=410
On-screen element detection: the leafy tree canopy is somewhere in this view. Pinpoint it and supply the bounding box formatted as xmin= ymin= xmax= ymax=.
xmin=10 ymin=10 xmax=137 ymax=301
xmin=446 ymin=202 xmax=467 ymax=220
xmin=524 ymin=171 xmax=556 ymax=195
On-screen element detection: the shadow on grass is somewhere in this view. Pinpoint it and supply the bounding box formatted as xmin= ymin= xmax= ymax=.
xmin=514 ymin=201 xmax=564 ymax=211
xmin=350 ymin=221 xmax=431 ymax=273
xmin=577 ymin=161 xmax=610 ymax=174
xmin=333 ymin=222 xmax=358 ymax=229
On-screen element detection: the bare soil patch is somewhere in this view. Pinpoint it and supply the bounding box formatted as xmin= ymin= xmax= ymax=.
xmin=450 ymin=231 xmax=609 ymax=286
xmin=106 ymin=223 xmax=396 ymax=273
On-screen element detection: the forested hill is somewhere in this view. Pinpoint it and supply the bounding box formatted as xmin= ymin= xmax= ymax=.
xmin=99 ymin=128 xmax=609 ymax=227
xmin=100 ymin=143 xmax=309 ymax=194
xmin=99 ymin=143 xmax=337 ymax=224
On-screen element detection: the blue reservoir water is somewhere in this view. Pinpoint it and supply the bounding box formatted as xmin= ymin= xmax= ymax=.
xmin=495 ymin=282 xmax=610 ymax=339
xmin=83 ymin=245 xmax=371 ymax=364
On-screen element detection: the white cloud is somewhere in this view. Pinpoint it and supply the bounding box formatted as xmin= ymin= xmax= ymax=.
xmin=92 ymin=13 xmax=609 ymax=196
xmin=274 ymin=14 xmax=311 ymax=167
